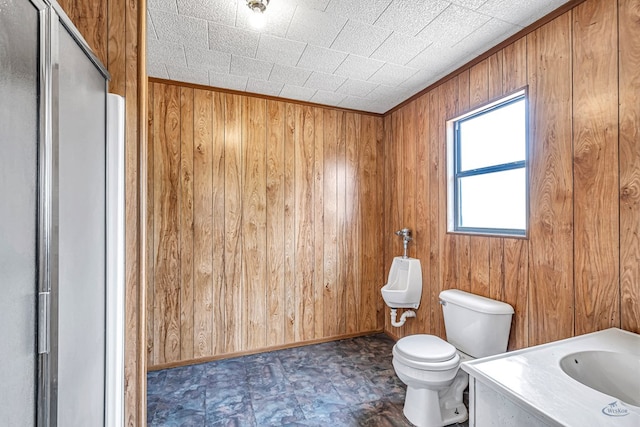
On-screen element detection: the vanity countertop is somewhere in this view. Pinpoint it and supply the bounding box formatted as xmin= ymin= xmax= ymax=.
xmin=461 ymin=328 xmax=640 ymax=427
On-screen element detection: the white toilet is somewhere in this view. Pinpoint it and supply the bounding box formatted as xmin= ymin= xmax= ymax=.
xmin=392 ymin=289 xmax=514 ymax=427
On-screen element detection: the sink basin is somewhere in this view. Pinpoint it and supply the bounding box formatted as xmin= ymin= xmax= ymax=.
xmin=560 ymin=350 xmax=640 ymax=407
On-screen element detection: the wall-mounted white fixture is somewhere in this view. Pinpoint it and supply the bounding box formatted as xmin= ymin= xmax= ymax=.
xmin=381 ymin=229 xmax=422 ymax=327
xmin=246 ymin=0 xmax=270 ymax=29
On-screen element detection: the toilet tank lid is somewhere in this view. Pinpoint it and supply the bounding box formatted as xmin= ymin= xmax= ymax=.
xmin=439 ymin=289 xmax=514 ymax=314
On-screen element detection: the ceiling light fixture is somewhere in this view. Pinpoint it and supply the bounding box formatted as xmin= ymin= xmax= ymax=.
xmin=246 ymin=0 xmax=269 ymax=29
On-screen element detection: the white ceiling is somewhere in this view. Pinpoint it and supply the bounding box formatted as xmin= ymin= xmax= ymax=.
xmin=147 ymin=0 xmax=569 ymax=114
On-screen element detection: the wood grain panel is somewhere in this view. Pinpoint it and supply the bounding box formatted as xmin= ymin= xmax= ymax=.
xmin=456 ymin=71 xmax=472 ymax=294
xmin=146 ymin=83 xmax=155 ymax=367
xmin=345 ymin=112 xmax=361 ymax=334
xmin=335 ymin=111 xmax=347 ymax=336
xmin=441 ymin=79 xmax=459 ymax=303
xmin=313 ymin=108 xmax=325 ymax=338
xmin=193 ymin=89 xmax=213 ymax=358
xmin=619 ymin=0 xmax=640 ymax=334
xmin=153 ymin=83 xmax=181 ymax=364
xmin=284 ymin=103 xmax=296 ymax=343
xmin=502 ymin=38 xmax=528 ymax=92
xmin=375 ymin=117 xmax=386 ymax=331
xmin=323 ymin=109 xmax=339 ymax=337
xmin=427 ymin=88 xmax=441 ymax=337
xmin=224 ymin=94 xmax=243 ymax=353
xmin=469 ymin=59 xmax=489 ymax=109
xmin=489 ymin=239 xmax=505 ymax=301
xmin=359 ymin=115 xmax=377 ymax=332
xmin=211 ymin=92 xmax=226 ymax=354
xmin=382 ymin=114 xmax=393 ymax=331
xmin=526 ymin=12 xmax=574 ymax=345
xmin=179 ymin=87 xmax=194 ymax=361
xmin=243 ymin=97 xmax=267 ymax=350
xmin=504 ymin=239 xmax=529 ymax=350
xmin=414 ymin=95 xmax=431 ymax=334
xmin=488 ymin=52 xmax=504 ymax=99
xmin=266 ymin=100 xmax=285 ymax=346
xmin=295 ymin=106 xmax=316 ymax=341
xmin=572 ymin=0 xmax=620 ymax=335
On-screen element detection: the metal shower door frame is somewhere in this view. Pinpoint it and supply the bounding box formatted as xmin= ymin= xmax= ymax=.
xmin=36 ymin=1 xmax=110 ymax=426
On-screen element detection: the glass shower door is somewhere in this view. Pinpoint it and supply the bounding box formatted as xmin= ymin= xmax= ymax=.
xmin=0 ymin=0 xmax=41 ymax=424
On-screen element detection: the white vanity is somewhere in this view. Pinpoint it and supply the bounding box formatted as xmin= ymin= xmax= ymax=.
xmin=461 ymin=328 xmax=640 ymax=426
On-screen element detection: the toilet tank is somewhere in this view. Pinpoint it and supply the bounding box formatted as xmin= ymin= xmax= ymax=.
xmin=439 ymin=289 xmax=514 ymax=358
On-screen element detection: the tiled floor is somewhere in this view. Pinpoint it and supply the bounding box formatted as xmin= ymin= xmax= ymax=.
xmin=147 ymin=334 xmax=470 ymax=427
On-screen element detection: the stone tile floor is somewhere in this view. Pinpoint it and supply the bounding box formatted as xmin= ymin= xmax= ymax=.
xmin=147 ymin=333 xmax=469 ymax=426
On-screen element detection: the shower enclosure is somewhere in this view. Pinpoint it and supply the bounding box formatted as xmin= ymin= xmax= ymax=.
xmin=0 ymin=0 xmax=123 ymax=425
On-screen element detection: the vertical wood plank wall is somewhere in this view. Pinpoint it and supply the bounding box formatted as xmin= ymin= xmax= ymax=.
xmin=384 ymin=0 xmax=640 ymax=348
xmin=55 ymin=0 xmax=145 ymax=425
xmin=146 ymin=81 xmax=385 ymax=367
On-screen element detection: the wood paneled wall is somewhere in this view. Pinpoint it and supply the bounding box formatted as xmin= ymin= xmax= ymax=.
xmin=384 ymin=0 xmax=640 ymax=348
xmin=56 ymin=0 xmax=145 ymax=425
xmin=146 ymin=80 xmax=385 ymax=368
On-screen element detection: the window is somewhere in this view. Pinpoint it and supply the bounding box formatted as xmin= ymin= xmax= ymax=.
xmin=447 ymin=90 xmax=527 ymax=237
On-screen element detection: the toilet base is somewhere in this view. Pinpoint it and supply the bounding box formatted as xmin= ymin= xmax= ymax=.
xmin=403 ymin=386 xmax=468 ymax=427
xmin=402 ymin=369 xmax=469 ymax=427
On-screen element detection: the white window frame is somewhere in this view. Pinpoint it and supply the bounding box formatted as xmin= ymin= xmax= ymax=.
xmin=446 ymin=89 xmax=529 ymax=238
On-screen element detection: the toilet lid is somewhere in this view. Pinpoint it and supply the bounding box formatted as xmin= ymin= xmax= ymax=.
xmin=394 ymin=335 xmax=457 ymax=363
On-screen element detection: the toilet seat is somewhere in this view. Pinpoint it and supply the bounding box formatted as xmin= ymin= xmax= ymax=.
xmin=393 ymin=334 xmax=460 ymax=371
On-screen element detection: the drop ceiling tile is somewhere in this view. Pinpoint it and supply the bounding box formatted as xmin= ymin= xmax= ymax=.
xmin=334 ymin=54 xmax=385 ymax=81
xmin=398 ymin=67 xmax=438 ymax=91
xmin=269 ymin=64 xmax=312 ymax=86
xmin=150 ymin=9 xmax=208 ymax=49
xmin=246 ymin=78 xmax=284 ymax=96
xmin=147 ymin=62 xmax=169 ymax=78
xmin=235 ymin=0 xmax=296 ymax=38
xmin=209 ymin=71 xmax=248 ymax=91
xmin=230 ymin=55 xmax=274 ymax=79
xmin=370 ymin=32 xmax=431 ymax=66
xmin=256 ymin=35 xmax=307 ymax=67
xmin=177 ymin=0 xmax=236 ymax=25
xmin=305 ymin=71 xmax=347 ymax=92
xmin=295 ymin=0 xmax=331 ymax=11
xmin=330 ymin=20 xmax=392 ymax=57
xmin=336 ymin=79 xmax=379 ymax=97
xmin=148 ymin=0 xmax=177 ymax=13
xmin=310 ymin=90 xmax=346 ymax=106
xmin=167 ymin=64 xmax=209 ymax=85
xmin=286 ymin=6 xmax=347 ymax=47
xmin=338 ymin=95 xmax=376 ymax=111
xmin=368 ymin=63 xmax=418 ymax=86
xmin=279 ymin=84 xmax=318 ymax=102
xmin=147 ymin=38 xmax=187 ymax=66
xmin=367 ymin=83 xmax=400 ymax=100
xmin=417 ymin=3 xmax=491 ymax=45
xmin=209 ymin=23 xmax=260 ymax=58
xmin=325 ymin=0 xmax=393 ymax=25
xmin=297 ymin=45 xmax=348 ymax=73
xmin=185 ymin=47 xmax=231 ymax=73
xmin=478 ymin=0 xmax=566 ymax=26
xmin=453 ymin=18 xmax=520 ymax=55
xmin=373 ymin=0 xmax=450 ymax=36
xmin=147 ymin=10 xmax=158 ymax=39
xmin=449 ymin=0 xmax=488 ymax=9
